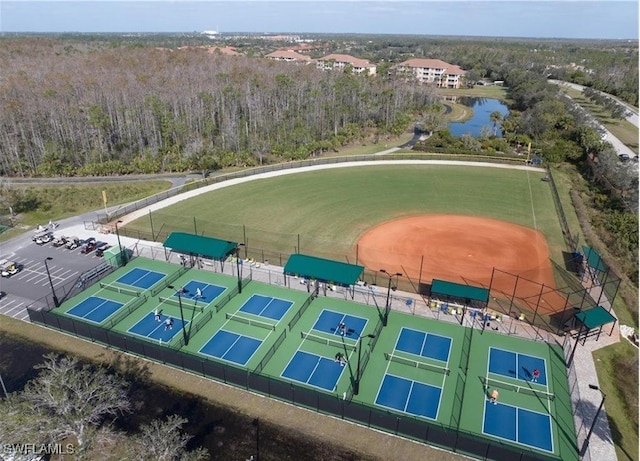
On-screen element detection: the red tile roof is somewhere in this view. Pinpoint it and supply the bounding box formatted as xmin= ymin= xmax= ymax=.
xmin=318 ymin=53 xmax=374 ymax=69
xmin=398 ymin=58 xmax=466 ymax=74
xmin=265 ymin=50 xmax=312 ymax=61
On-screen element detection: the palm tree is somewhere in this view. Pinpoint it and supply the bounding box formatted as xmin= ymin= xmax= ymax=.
xmin=489 ymin=111 xmax=503 ymax=136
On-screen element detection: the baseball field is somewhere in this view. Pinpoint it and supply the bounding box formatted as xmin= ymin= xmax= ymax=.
xmin=127 ymin=163 xmax=570 ymax=312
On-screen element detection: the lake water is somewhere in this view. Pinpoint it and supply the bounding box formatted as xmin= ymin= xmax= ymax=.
xmin=448 ymin=98 xmax=509 ymax=137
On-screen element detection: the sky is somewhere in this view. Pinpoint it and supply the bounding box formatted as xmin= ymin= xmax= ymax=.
xmin=0 ymin=1 xmax=638 ymax=40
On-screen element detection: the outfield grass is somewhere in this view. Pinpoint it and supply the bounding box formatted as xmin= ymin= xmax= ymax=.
xmin=129 ymin=164 xmax=563 ymax=266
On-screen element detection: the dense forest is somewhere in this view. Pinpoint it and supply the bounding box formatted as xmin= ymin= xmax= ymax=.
xmin=0 ymin=34 xmax=637 ymax=179
xmin=0 ymin=37 xmax=434 ymax=177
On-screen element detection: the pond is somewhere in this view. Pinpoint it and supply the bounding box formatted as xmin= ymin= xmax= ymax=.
xmin=448 ymin=97 xmax=509 ymax=137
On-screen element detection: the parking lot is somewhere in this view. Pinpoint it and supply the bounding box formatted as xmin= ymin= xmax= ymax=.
xmin=0 ymin=234 xmax=111 ymax=321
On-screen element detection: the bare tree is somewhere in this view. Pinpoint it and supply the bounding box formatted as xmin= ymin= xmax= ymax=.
xmin=19 ymin=354 xmax=131 ymax=448
xmin=0 ymin=393 xmax=55 ymax=460
xmin=127 ymin=414 xmax=209 ymax=461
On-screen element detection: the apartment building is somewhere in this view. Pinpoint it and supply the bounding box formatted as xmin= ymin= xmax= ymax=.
xmin=316 ymin=54 xmax=376 ymax=76
xmin=265 ymin=50 xmax=313 ymax=63
xmin=395 ymin=58 xmax=466 ymax=88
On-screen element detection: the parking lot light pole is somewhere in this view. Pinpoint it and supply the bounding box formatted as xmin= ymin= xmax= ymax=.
xmin=581 ymin=384 xmax=606 ymax=456
xmin=236 ymin=243 xmax=245 ymax=293
xmin=354 ymin=333 xmax=376 ymax=395
xmin=114 ymin=220 xmax=127 ymax=266
xmin=167 ymin=285 xmax=188 ymax=346
xmin=380 ymin=269 xmax=402 ymax=326
xmin=44 ymin=257 xmax=59 ymax=308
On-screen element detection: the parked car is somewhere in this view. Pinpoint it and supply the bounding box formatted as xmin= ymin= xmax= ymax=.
xmin=35 ymin=233 xmax=53 ymax=245
xmin=32 ymin=228 xmax=50 ymax=241
xmin=65 ymin=237 xmax=80 ymax=250
xmin=52 ymin=235 xmax=68 ymax=247
xmin=0 ymin=259 xmax=20 ymax=277
xmin=95 ymin=243 xmax=111 ymax=257
xmin=81 ymin=241 xmax=97 ymax=254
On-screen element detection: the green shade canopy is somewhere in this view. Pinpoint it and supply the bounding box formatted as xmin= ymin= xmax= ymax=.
xmin=163 ymin=232 xmax=238 ymax=260
xmin=284 ymin=254 xmax=364 ymax=287
xmin=431 ymin=279 xmax=490 ymax=303
xmin=575 ymin=306 xmax=617 ymax=330
xmin=582 ymin=246 xmax=608 ymax=273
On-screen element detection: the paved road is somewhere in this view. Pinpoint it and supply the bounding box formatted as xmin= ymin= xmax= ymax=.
xmin=549 ymin=80 xmax=638 ymax=160
xmin=2 ymin=173 xmax=199 ymax=187
xmin=549 ymin=80 xmax=638 ymax=128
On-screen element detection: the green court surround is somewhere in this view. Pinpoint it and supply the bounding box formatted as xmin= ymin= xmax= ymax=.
xmin=35 ymin=256 xmax=578 ymax=461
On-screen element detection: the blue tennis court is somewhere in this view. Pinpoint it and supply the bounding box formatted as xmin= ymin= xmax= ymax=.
xmin=281 ymin=350 xmax=347 ymax=392
xmin=128 ymin=312 xmax=187 ymax=343
xmin=375 ymin=374 xmax=442 ymax=420
xmin=175 ymin=280 xmax=226 ymax=304
xmin=483 ymin=400 xmax=553 ymax=452
xmin=67 ymin=296 xmax=123 ymax=323
xmin=312 ymin=309 xmax=368 ymax=339
xmin=200 ymin=330 xmax=263 ymax=366
xmin=116 ymin=268 xmax=166 ymax=289
xmin=489 ymin=347 xmax=548 ymax=385
xmin=238 ymin=294 xmax=294 ymax=321
xmin=395 ymin=327 xmax=452 ymax=363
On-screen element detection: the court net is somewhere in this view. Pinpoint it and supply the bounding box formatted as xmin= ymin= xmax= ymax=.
xmin=158 ymin=296 xmax=203 ymax=313
xmin=481 ymin=376 xmax=555 ymax=401
xmin=100 ymin=282 xmax=141 ymax=297
xmin=226 ymin=312 xmax=276 ymax=331
xmin=301 ymin=331 xmax=357 ymax=352
xmin=384 ymin=352 xmax=451 ymax=376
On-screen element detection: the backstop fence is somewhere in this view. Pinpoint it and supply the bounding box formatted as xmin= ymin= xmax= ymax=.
xmin=546 ymin=167 xmax=579 ymax=251
xmin=122 ymin=213 xmax=620 ymax=342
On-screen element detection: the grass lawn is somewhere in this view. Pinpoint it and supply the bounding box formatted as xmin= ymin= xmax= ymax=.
xmin=329 ymin=131 xmax=415 ymax=156
xmin=593 ymin=341 xmax=639 ymax=461
xmin=128 ymin=164 xmax=564 ymax=264
xmin=0 ymin=180 xmax=173 ymax=242
xmin=438 ymin=85 xmax=510 ymax=101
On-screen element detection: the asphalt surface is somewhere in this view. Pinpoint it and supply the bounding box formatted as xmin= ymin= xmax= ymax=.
xmin=0 ymin=174 xmax=195 ymax=319
xmin=0 ymin=235 xmax=110 ymax=320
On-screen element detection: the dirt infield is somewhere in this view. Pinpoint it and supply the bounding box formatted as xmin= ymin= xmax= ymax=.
xmin=356 ymin=215 xmax=567 ymax=314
